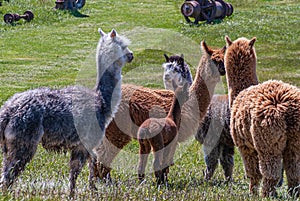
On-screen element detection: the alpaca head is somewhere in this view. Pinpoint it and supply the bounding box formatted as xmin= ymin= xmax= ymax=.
xmin=96 ymin=29 xmax=133 ymax=76
xmin=224 ymin=36 xmax=258 ymax=105
xmin=224 ymin=36 xmax=256 ymax=79
xmin=162 ymin=54 xmax=193 ymax=91
xmin=199 ymin=41 xmax=226 ymax=83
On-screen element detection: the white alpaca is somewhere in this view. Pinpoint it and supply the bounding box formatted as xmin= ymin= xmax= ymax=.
xmin=162 ymin=54 xmax=193 ymax=91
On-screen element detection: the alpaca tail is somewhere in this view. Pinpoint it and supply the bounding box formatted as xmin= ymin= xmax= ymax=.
xmin=0 ymin=109 xmax=10 ymax=144
xmin=255 ymin=95 xmax=290 ymax=132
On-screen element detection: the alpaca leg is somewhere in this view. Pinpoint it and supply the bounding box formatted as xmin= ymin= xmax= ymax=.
xmin=69 ymin=146 xmax=89 ymax=196
xmin=145 ymin=133 xmax=165 ymax=185
xmin=203 ymin=144 xmax=221 ymax=180
xmin=1 ymin=120 xmax=43 ymax=191
xmin=254 ymin=127 xmax=286 ymax=197
xmin=153 ymin=150 xmax=164 ymax=185
xmin=259 ymin=155 xmax=282 ymax=197
xmin=88 ymin=156 xmax=98 ymax=191
xmin=220 ymin=144 xmax=234 ymax=181
xmin=162 ymin=136 xmax=178 ymax=184
xmin=283 ymin=140 xmax=300 ymax=197
xmin=238 ymin=146 xmax=262 ymax=195
xmin=95 ymin=134 xmax=132 ymax=182
xmin=1 ymin=139 xmax=39 ymax=191
xmin=138 ymin=139 xmax=151 ymax=183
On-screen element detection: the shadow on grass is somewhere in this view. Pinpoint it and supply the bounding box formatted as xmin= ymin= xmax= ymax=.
xmin=182 ymin=18 xmax=225 ymax=27
xmin=70 ymin=9 xmax=89 ymax=18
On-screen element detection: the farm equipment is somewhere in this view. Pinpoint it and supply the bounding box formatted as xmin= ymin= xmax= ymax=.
xmin=55 ymin=0 xmax=86 ymax=10
xmin=181 ymin=0 xmax=233 ymax=24
xmin=4 ymin=10 xmax=34 ymax=24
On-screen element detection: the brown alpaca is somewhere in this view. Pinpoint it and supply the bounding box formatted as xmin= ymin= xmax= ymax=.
xmin=95 ymin=41 xmax=226 ymax=181
xmin=137 ymin=83 xmax=189 ymax=184
xmin=225 ymin=36 xmax=300 ymax=197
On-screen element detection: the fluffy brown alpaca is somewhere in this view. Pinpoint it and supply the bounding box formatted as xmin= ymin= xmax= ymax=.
xmin=137 ymin=83 xmax=189 ymax=184
xmin=95 ymin=41 xmax=226 ymax=181
xmin=225 ymin=36 xmax=300 ymax=197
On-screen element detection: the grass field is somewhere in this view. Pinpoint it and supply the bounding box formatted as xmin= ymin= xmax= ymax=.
xmin=0 ymin=0 xmax=300 ymax=200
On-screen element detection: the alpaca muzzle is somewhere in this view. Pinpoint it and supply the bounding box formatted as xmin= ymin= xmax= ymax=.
xmin=218 ymin=63 xmax=226 ymax=76
xmin=126 ymin=52 xmax=134 ymax=63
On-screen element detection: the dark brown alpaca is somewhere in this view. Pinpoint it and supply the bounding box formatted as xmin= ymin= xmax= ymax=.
xmin=137 ymin=83 xmax=189 ymax=184
xmin=95 ymin=41 xmax=226 ymax=181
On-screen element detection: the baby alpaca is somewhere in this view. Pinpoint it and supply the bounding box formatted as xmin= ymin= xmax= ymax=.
xmin=163 ymin=54 xmax=193 ymax=91
xmin=195 ymin=94 xmax=234 ymax=181
xmin=225 ymin=36 xmax=300 ymax=197
xmin=0 ymin=29 xmax=133 ymax=196
xmin=137 ymin=83 xmax=189 ymax=184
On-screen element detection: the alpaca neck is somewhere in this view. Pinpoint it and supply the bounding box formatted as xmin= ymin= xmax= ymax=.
xmin=177 ymin=62 xmax=219 ymax=143
xmin=95 ymin=60 xmax=122 ymax=116
xmin=227 ymin=62 xmax=258 ymax=108
xmin=188 ymin=64 xmax=217 ymax=119
xmin=167 ymin=96 xmax=183 ymax=127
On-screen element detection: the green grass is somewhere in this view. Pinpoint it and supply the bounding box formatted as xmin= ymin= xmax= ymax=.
xmin=0 ymin=0 xmax=300 ymax=200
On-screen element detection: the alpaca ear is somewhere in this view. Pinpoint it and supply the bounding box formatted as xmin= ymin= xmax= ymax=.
xmin=221 ymin=46 xmax=226 ymax=53
xmin=225 ymin=36 xmax=232 ymax=47
xmin=164 ymin=53 xmax=169 ymax=62
xmin=249 ymin=37 xmax=256 ymax=49
xmin=98 ymin=28 xmax=106 ymax=37
xmin=110 ymin=29 xmax=117 ymax=39
xmin=180 ymin=54 xmax=185 ymax=64
xmin=201 ymin=41 xmax=213 ymax=56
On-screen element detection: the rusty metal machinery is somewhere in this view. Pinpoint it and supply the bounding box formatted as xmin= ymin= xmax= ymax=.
xmin=4 ymin=10 xmax=34 ymax=24
xmin=55 ymin=0 xmax=86 ymax=10
xmin=181 ymin=0 xmax=233 ymax=24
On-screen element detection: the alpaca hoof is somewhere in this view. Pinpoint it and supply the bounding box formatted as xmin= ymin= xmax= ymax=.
xmin=225 ymin=176 xmax=233 ymax=183
xmin=204 ymin=170 xmax=213 ymax=181
xmin=89 ymin=183 xmax=97 ymax=191
xmin=262 ymin=190 xmax=277 ymax=198
xmin=138 ymin=174 xmax=145 ymax=184
xmin=156 ymin=175 xmax=165 ymax=186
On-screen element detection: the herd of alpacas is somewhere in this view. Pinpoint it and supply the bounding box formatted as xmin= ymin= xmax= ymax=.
xmin=0 ymin=28 xmax=299 ymax=198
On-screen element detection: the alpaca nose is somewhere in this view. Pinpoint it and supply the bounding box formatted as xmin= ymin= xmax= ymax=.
xmin=218 ymin=63 xmax=226 ymax=76
xmin=164 ymin=74 xmax=171 ymax=80
xmin=126 ymin=52 xmax=134 ymax=63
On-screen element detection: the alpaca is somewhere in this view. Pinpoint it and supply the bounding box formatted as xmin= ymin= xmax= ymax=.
xmin=137 ymin=82 xmax=189 ymax=184
xmin=163 ymin=53 xmax=234 ymax=181
xmin=95 ymin=41 xmax=226 ymax=181
xmin=195 ymin=94 xmax=234 ymax=181
xmin=162 ymin=53 xmax=193 ymax=91
xmin=0 ymin=29 xmax=133 ymax=195
xmin=225 ymin=36 xmax=300 ymax=197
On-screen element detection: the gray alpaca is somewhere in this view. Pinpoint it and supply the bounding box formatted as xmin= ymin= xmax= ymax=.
xmin=163 ymin=52 xmax=234 ymax=181
xmin=0 ymin=28 xmax=133 ymax=195
xmin=195 ymin=94 xmax=234 ymax=181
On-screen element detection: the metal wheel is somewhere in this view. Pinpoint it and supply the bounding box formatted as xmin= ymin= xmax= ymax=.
xmin=4 ymin=13 xmax=14 ymax=24
xmin=24 ymin=10 xmax=34 ymax=22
